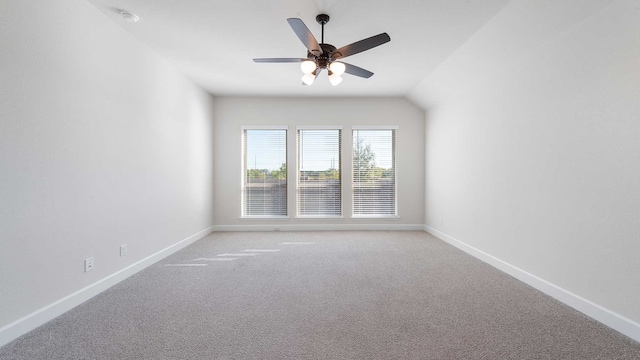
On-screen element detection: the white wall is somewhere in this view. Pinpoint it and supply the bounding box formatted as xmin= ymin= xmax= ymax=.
xmin=0 ymin=0 xmax=215 ymax=344
xmin=212 ymin=97 xmax=425 ymax=230
xmin=411 ymin=0 xmax=640 ymax=338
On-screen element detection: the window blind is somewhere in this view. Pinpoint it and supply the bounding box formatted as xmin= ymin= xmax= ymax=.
xmin=297 ymin=129 xmax=342 ymax=216
xmin=352 ymin=129 xmax=396 ymax=216
xmin=243 ymin=129 xmax=287 ymax=216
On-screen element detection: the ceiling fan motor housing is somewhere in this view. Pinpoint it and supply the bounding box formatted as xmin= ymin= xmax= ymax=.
xmin=308 ymin=43 xmax=338 ymax=69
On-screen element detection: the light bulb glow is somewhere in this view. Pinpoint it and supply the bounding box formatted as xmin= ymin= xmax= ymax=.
xmin=329 ymin=61 xmax=346 ymax=76
xmin=300 ymin=60 xmax=317 ymax=74
xmin=302 ymin=73 xmax=315 ymax=85
xmin=329 ymin=73 xmax=342 ymax=86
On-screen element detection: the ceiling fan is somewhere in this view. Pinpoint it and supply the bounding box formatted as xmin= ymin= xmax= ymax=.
xmin=253 ymin=14 xmax=391 ymax=86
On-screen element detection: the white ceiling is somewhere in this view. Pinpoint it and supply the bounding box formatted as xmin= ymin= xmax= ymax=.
xmin=86 ymin=0 xmax=511 ymax=97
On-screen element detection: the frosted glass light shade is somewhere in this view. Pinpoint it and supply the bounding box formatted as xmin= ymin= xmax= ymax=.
xmin=302 ymin=73 xmax=315 ymax=85
xmin=301 ymin=60 xmax=317 ymax=74
xmin=329 ymin=61 xmax=346 ymax=76
xmin=329 ymin=73 xmax=342 ymax=86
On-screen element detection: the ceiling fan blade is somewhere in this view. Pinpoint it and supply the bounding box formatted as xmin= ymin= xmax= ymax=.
xmin=287 ymin=18 xmax=323 ymax=56
xmin=332 ymin=33 xmax=391 ymax=59
xmin=253 ymin=58 xmax=306 ymax=63
xmin=342 ymin=62 xmax=374 ymax=78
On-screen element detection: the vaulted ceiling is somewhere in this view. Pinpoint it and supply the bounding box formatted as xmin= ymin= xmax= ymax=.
xmin=86 ymin=0 xmax=510 ymax=96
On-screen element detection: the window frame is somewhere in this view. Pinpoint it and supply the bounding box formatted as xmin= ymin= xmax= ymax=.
xmin=240 ymin=126 xmax=289 ymax=219
xmin=296 ymin=126 xmax=344 ymax=219
xmin=351 ymin=126 xmax=399 ymax=219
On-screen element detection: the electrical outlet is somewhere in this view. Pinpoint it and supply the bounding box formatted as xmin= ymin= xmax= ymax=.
xmin=84 ymin=257 xmax=95 ymax=272
xmin=120 ymin=244 xmax=128 ymax=257
xmin=439 ymin=217 xmax=443 ymax=225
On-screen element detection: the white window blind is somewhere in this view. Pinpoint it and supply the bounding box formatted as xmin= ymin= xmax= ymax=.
xmin=352 ymin=129 xmax=396 ymax=216
xmin=242 ymin=129 xmax=287 ymax=216
xmin=297 ymin=129 xmax=342 ymax=216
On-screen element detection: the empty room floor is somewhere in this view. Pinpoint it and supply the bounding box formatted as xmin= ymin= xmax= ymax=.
xmin=1 ymin=231 xmax=639 ymax=359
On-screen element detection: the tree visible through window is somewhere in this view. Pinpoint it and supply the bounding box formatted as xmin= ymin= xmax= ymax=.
xmin=243 ymin=128 xmax=287 ymax=216
xmin=353 ymin=128 xmax=396 ymax=216
xmin=297 ymin=128 xmax=342 ymax=216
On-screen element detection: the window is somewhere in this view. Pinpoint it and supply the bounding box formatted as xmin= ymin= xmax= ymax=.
xmin=352 ymin=127 xmax=397 ymax=217
xmin=242 ymin=128 xmax=287 ymax=217
xmin=297 ymin=128 xmax=342 ymax=217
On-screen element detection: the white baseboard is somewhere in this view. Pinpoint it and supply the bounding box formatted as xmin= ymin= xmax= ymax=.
xmin=212 ymin=224 xmax=425 ymax=232
xmin=424 ymin=225 xmax=640 ymax=343
xmin=0 ymin=225 xmax=215 ymax=348
xmin=5 ymin=224 xmax=637 ymax=348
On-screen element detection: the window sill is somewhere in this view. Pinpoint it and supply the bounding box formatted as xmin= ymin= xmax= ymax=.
xmin=351 ymin=215 xmax=400 ymax=220
xmin=240 ymin=216 xmax=289 ymax=220
xmin=295 ymin=216 xmax=344 ymax=220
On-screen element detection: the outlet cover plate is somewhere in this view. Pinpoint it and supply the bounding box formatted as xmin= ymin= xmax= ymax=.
xmin=84 ymin=257 xmax=95 ymax=272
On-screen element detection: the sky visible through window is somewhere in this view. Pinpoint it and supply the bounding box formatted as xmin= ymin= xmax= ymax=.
xmin=245 ymin=130 xmax=286 ymax=171
xmin=246 ymin=130 xmax=393 ymax=171
xmin=299 ymin=130 xmax=340 ymax=172
xmin=353 ymin=130 xmax=393 ymax=169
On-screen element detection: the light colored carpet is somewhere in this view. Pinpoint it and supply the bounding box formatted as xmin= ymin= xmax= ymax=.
xmin=1 ymin=231 xmax=639 ymax=359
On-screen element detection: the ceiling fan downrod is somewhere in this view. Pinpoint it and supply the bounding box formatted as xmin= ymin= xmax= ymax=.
xmin=316 ymin=14 xmax=330 ymax=44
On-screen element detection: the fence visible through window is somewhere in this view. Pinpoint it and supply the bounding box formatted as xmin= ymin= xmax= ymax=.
xmin=243 ymin=128 xmax=287 ymax=217
xmin=297 ymin=128 xmax=342 ymax=217
xmin=353 ymin=128 xmax=396 ymax=216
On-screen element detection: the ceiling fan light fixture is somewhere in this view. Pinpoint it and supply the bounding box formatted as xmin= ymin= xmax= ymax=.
xmin=329 ymin=72 xmax=343 ymax=86
xmin=301 ymin=73 xmax=316 ymax=85
xmin=329 ymin=61 xmax=346 ymax=76
xmin=300 ymin=60 xmax=317 ymax=74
